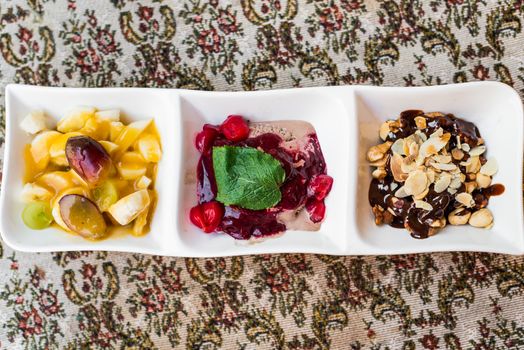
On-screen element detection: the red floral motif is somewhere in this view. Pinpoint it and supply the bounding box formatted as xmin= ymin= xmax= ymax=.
xmin=38 ymin=290 xmax=60 ymax=316
xmin=95 ymin=29 xmax=117 ymax=54
xmin=319 ymin=4 xmax=344 ymax=34
xmin=217 ymin=9 xmax=238 ymax=34
xmin=18 ymin=308 xmax=43 ymax=338
xmin=159 ymin=267 xmax=183 ymax=294
xmin=265 ymin=264 xmax=290 ymax=293
xmin=285 ymin=254 xmax=308 ymax=273
xmin=138 ymin=6 xmax=154 ymax=21
xmin=472 ymin=64 xmax=489 ymax=80
xmin=141 ymin=285 xmax=166 ymax=313
xmin=391 ymin=255 xmax=416 ymax=270
xmin=420 ymin=333 xmax=439 ymax=349
xmin=197 ymin=27 xmax=222 ymax=54
xmin=76 ymin=46 xmax=101 ymax=74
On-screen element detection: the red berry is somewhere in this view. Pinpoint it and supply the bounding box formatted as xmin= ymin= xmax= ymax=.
xmin=195 ymin=124 xmax=219 ymax=153
xmin=306 ymin=199 xmax=326 ymax=223
xmin=219 ymin=115 xmax=250 ymax=142
xmin=308 ymin=174 xmax=333 ymax=201
xmin=189 ymin=201 xmax=224 ymax=233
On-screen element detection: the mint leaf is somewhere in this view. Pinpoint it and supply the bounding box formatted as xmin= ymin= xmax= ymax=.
xmin=212 ymin=146 xmax=286 ymax=210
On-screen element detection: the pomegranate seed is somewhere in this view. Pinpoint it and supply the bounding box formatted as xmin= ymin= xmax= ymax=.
xmin=195 ymin=124 xmax=219 ymax=153
xmin=189 ymin=201 xmax=224 ymax=233
xmin=306 ymin=199 xmax=326 ymax=223
xmin=308 ymin=174 xmax=333 ymax=201
xmin=219 ymin=115 xmax=250 ymax=142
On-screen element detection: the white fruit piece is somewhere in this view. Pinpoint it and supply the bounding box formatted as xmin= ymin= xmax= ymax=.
xmin=109 ymin=121 xmax=125 ymax=142
xmin=114 ymin=119 xmax=152 ymax=157
xmin=108 ymin=189 xmax=150 ymax=225
xmin=20 ymin=110 xmax=48 ymax=134
xmin=21 ymin=183 xmax=52 ymax=201
xmin=136 ymin=175 xmax=152 ymax=189
xmin=116 ymin=152 xmax=148 ymax=180
xmin=36 ymin=171 xmax=73 ymax=192
xmin=99 ymin=140 xmax=119 ymax=155
xmin=137 ymin=134 xmax=162 ymax=163
xmin=57 ymin=106 xmax=96 ymax=133
xmin=95 ymin=109 xmax=120 ymax=122
xmin=30 ymin=130 xmax=62 ymax=170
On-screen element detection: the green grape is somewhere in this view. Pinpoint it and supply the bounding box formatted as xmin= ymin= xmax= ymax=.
xmin=92 ymin=181 xmax=118 ymax=212
xmin=22 ymin=201 xmax=53 ymax=230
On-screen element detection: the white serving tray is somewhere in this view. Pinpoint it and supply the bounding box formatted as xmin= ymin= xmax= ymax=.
xmin=1 ymin=82 xmax=522 ymax=256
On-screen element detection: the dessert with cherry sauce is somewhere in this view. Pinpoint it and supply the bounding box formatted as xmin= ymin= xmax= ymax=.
xmin=190 ymin=115 xmax=333 ymax=240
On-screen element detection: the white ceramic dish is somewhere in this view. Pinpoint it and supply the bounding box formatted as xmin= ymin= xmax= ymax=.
xmin=1 ymin=82 xmax=522 ymax=256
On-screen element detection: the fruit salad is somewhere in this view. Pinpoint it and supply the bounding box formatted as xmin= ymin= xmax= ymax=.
xmin=20 ymin=107 xmax=161 ymax=239
xmin=190 ymin=115 xmax=333 ymax=240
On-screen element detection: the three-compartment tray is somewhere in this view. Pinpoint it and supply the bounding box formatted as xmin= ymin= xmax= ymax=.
xmin=1 ymin=82 xmax=523 ymax=256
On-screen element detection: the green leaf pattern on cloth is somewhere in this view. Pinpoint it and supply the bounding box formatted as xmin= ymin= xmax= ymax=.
xmin=0 ymin=0 xmax=524 ymax=348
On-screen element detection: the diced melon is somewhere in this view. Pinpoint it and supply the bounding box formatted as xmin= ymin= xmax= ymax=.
xmin=99 ymin=140 xmax=119 ymax=155
xmin=30 ymin=131 xmax=61 ymax=170
xmin=21 ymin=183 xmax=52 ymax=201
xmin=108 ymin=189 xmax=150 ymax=225
xmin=114 ymin=119 xmax=152 ymax=158
xmin=116 ymin=152 xmax=147 ymax=180
xmin=136 ymin=175 xmax=152 ymax=189
xmin=137 ymin=134 xmax=162 ymax=163
xmin=80 ymin=117 xmax=110 ymax=140
xmin=95 ymin=109 xmax=120 ymax=122
xmin=36 ymin=171 xmax=73 ymax=192
xmin=109 ymin=122 xmax=124 ymax=142
xmin=20 ymin=110 xmax=48 ymax=134
xmin=57 ymin=106 xmax=95 ymax=133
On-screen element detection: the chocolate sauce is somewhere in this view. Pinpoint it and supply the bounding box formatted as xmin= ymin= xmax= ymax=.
xmin=197 ymin=130 xmax=327 ymax=240
xmin=369 ymin=111 xmax=503 ymax=239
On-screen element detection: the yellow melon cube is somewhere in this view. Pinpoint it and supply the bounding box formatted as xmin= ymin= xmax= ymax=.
xmin=57 ymin=106 xmax=95 ymax=133
xmin=116 ymin=152 xmax=147 ymax=180
xmin=30 ymin=131 xmax=61 ymax=170
xmin=137 ymin=134 xmax=162 ymax=163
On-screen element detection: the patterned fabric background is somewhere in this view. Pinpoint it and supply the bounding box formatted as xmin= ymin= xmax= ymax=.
xmin=0 ymin=0 xmax=523 ymax=349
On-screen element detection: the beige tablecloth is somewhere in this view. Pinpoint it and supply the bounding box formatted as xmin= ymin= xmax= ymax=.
xmin=0 ymin=0 xmax=523 ymax=348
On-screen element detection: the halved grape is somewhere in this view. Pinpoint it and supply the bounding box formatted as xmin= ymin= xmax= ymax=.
xmin=59 ymin=194 xmax=107 ymax=240
xmin=22 ymin=201 xmax=53 ymax=229
xmin=92 ymin=181 xmax=118 ymax=212
xmin=65 ymin=136 xmax=113 ymax=186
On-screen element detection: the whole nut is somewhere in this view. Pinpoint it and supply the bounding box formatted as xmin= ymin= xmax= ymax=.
xmin=448 ymin=208 xmax=471 ymax=225
xmin=414 ymin=116 xmax=427 ymax=130
xmin=372 ymin=168 xmax=387 ymax=179
xmin=367 ymin=141 xmax=392 ymax=162
xmin=451 ymin=148 xmax=464 ymax=160
xmin=476 ymin=173 xmax=492 ymax=188
xmin=468 ymin=208 xmax=493 ymax=228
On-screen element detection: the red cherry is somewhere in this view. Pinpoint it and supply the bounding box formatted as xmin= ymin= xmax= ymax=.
xmin=219 ymin=115 xmax=250 ymax=142
xmin=189 ymin=201 xmax=224 ymax=233
xmin=308 ymin=174 xmax=333 ymax=201
xmin=195 ymin=124 xmax=219 ymax=153
xmin=306 ymin=199 xmax=326 ymax=223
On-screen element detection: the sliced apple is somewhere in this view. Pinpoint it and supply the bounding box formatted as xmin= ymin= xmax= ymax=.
xmin=113 ymin=119 xmax=152 ymax=158
xmin=116 ymin=152 xmax=147 ymax=180
xmin=57 ymin=106 xmax=95 ymax=133
xmin=30 ymin=131 xmax=62 ymax=170
xmin=137 ymin=133 xmax=162 ymax=163
xmin=21 ymin=183 xmax=52 ymax=201
xmin=20 ymin=110 xmax=48 ymax=134
xmin=95 ymin=109 xmax=120 ymax=122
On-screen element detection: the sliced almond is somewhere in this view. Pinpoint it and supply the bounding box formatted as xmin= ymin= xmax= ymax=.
xmin=434 ymin=173 xmax=451 ymax=193
xmin=462 ymin=143 xmax=471 ymax=152
xmin=456 ymin=192 xmax=475 ymax=208
xmin=451 ymin=148 xmax=464 ymax=160
xmin=468 ymin=145 xmax=486 ymax=157
xmin=432 ymin=155 xmax=452 ymax=164
xmin=391 ymin=139 xmax=405 ymax=155
xmin=426 ymin=112 xmax=444 ymax=118
xmin=426 ymin=169 xmax=436 ymax=183
xmin=414 ymin=200 xmax=433 ymax=211
xmin=391 ymin=153 xmax=407 ymax=182
xmin=477 ymin=137 xmax=484 ymax=145
xmin=413 ymin=187 xmax=429 ymax=200
xmin=394 ymin=186 xmax=409 ymax=198
xmin=456 ymin=136 xmax=462 ymax=150
xmin=465 ymin=156 xmax=481 ymax=174
xmin=390 ymin=182 xmax=399 ymax=191
xmin=469 ymin=208 xmax=493 ymax=228
xmin=419 ymin=132 xmax=449 ymax=158
xmin=415 ymin=130 xmax=428 ymax=142
xmin=430 ymin=162 xmax=457 ymax=171
xmin=476 ymin=173 xmax=491 ymax=188
xmin=449 ymin=176 xmax=463 ymax=189
xmin=403 ymin=170 xmax=428 ymax=196
xmin=447 ymin=187 xmax=458 ymax=195
xmin=414 ymin=116 xmax=427 ymax=130
xmin=479 ymin=158 xmax=498 ymax=176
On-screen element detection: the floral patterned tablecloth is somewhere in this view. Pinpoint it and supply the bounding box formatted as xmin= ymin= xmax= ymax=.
xmin=1 ymin=0 xmax=524 ymax=349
